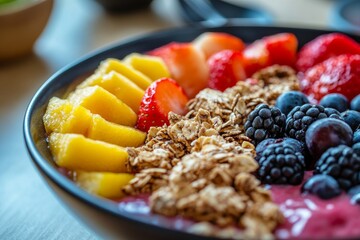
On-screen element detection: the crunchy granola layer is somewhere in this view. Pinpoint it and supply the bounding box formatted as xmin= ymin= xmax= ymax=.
xmin=123 ymin=65 xmax=298 ymax=239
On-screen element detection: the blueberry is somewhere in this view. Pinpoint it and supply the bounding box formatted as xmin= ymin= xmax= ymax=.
xmin=350 ymin=94 xmax=360 ymax=112
xmin=353 ymin=143 xmax=360 ymax=156
xmin=275 ymin=91 xmax=309 ymax=116
xmin=302 ymin=175 xmax=342 ymax=199
xmin=348 ymin=185 xmax=360 ymax=205
xmin=319 ymin=93 xmax=349 ymax=112
xmin=305 ymin=118 xmax=353 ymax=160
xmin=354 ymin=129 xmax=360 ymax=145
xmin=341 ymin=110 xmax=360 ymax=131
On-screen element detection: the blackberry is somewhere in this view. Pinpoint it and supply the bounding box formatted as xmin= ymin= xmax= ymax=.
xmin=314 ymin=145 xmax=360 ymax=190
xmin=245 ymin=104 xmax=286 ymax=145
xmin=257 ymin=143 xmax=306 ymax=185
xmin=285 ymin=104 xmax=342 ymax=143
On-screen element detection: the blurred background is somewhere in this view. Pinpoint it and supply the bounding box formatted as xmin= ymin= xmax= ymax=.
xmin=0 ymin=0 xmax=359 ymax=239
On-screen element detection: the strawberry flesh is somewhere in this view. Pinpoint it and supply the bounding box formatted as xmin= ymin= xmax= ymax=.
xmin=136 ymin=78 xmax=189 ymax=132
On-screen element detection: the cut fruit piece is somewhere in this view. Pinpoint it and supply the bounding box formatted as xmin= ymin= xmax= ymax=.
xmin=43 ymin=97 xmax=92 ymax=135
xmin=148 ymin=42 xmax=209 ymax=98
xmin=49 ymin=133 xmax=128 ymax=172
xmin=75 ymin=171 xmax=134 ymax=199
xmin=123 ymin=53 xmax=170 ymax=81
xmin=136 ymin=78 xmax=189 ymax=132
xmin=193 ymin=32 xmax=245 ymax=59
xmin=97 ymin=58 xmax=152 ymax=90
xmin=68 ymin=86 xmax=137 ymax=127
xmin=88 ymin=114 xmax=146 ymax=147
xmin=77 ymin=72 xmax=145 ymax=113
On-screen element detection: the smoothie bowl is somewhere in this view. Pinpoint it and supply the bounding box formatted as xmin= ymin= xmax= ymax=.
xmin=24 ymin=25 xmax=360 ymax=239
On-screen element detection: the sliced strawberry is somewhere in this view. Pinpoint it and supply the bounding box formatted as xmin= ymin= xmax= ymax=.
xmin=207 ymin=50 xmax=246 ymax=91
xmin=136 ymin=78 xmax=189 ymax=132
xmin=264 ymin=33 xmax=298 ymax=66
xmin=243 ymin=33 xmax=298 ymax=77
xmin=304 ymin=54 xmax=360 ymax=102
xmin=296 ymin=33 xmax=360 ymax=73
xmin=193 ymin=32 xmax=245 ymax=59
xmin=148 ymin=42 xmax=209 ymax=98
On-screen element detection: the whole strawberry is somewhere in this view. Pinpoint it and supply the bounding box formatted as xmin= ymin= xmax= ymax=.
xmin=207 ymin=50 xmax=246 ymax=91
xmin=296 ymin=33 xmax=360 ymax=73
xmin=304 ymin=54 xmax=360 ymax=102
xmin=136 ymin=78 xmax=189 ymax=132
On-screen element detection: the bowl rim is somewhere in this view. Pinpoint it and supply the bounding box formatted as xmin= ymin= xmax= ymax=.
xmin=23 ymin=24 xmax=360 ymax=238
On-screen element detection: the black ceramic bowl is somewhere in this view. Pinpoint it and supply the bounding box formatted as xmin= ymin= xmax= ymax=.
xmin=23 ymin=25 xmax=360 ymax=239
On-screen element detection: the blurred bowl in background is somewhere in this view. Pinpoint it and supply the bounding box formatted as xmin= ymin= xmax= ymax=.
xmin=331 ymin=0 xmax=360 ymax=34
xmin=0 ymin=0 xmax=53 ymax=61
xmin=94 ymin=0 xmax=153 ymax=12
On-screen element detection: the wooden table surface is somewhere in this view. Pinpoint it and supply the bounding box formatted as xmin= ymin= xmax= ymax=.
xmin=0 ymin=0 xmax=337 ymax=239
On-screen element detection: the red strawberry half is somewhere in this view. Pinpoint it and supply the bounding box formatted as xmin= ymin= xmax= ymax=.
xmin=136 ymin=78 xmax=189 ymax=132
xmin=207 ymin=50 xmax=246 ymax=91
xmin=147 ymin=42 xmax=209 ymax=98
xmin=303 ymin=54 xmax=360 ymax=102
xmin=296 ymin=33 xmax=360 ymax=73
xmin=243 ymin=33 xmax=298 ymax=76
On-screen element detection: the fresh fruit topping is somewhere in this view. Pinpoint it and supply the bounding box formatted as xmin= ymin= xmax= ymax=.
xmin=350 ymin=94 xmax=360 ymax=112
xmin=302 ymin=54 xmax=360 ymax=102
xmin=136 ymin=78 xmax=188 ymax=132
xmin=296 ymin=33 xmax=360 ymax=73
xmin=285 ymin=104 xmax=342 ymax=143
xmin=75 ymin=171 xmax=134 ymax=199
xmin=353 ymin=143 xmax=360 ymax=155
xmin=275 ymin=91 xmax=309 ymax=116
xmin=97 ymin=58 xmax=152 ymax=90
xmin=348 ymin=185 xmax=360 ymax=205
xmin=341 ymin=110 xmax=360 ymax=131
xmin=354 ymin=129 xmax=360 ymax=145
xmin=78 ymin=72 xmax=145 ymax=113
xmin=49 ymin=133 xmax=129 ymax=172
xmin=123 ymin=53 xmax=171 ymax=81
xmin=319 ymin=93 xmax=349 ymax=113
xmin=256 ymin=137 xmax=306 ymax=159
xmin=301 ymin=175 xmax=342 ymax=200
xmin=314 ymin=145 xmax=360 ymax=190
xmin=207 ymin=50 xmax=246 ymax=91
xmin=243 ymin=33 xmax=298 ymax=76
xmin=68 ymin=86 xmax=137 ymax=127
xmin=193 ymin=32 xmax=245 ymax=59
xmin=257 ymin=143 xmax=305 ymax=185
xmin=305 ymin=118 xmax=353 ymax=161
xmin=244 ymin=104 xmax=286 ymax=145
xmin=148 ymin=42 xmax=209 ymax=98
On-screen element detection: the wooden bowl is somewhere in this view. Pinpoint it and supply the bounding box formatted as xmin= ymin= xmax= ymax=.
xmin=0 ymin=0 xmax=53 ymax=61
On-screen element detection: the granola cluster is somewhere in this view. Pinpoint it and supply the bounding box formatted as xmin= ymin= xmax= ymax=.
xmin=123 ymin=65 xmax=298 ymax=239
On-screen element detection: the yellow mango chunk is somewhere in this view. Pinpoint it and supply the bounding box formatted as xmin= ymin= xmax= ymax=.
xmin=123 ymin=53 xmax=170 ymax=81
xmin=43 ymin=97 xmax=92 ymax=135
xmin=68 ymin=86 xmax=137 ymax=127
xmin=77 ymin=71 xmax=144 ymax=112
xmin=49 ymin=133 xmax=128 ymax=172
xmin=97 ymin=58 xmax=152 ymax=90
xmin=88 ymin=115 xmax=146 ymax=147
xmin=75 ymin=171 xmax=134 ymax=199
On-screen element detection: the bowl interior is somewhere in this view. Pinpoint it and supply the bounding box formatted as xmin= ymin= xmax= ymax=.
xmin=24 ymin=25 xmax=360 ymax=236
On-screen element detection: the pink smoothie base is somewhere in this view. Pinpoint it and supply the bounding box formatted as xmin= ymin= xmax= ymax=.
xmin=117 ymin=172 xmax=360 ymax=239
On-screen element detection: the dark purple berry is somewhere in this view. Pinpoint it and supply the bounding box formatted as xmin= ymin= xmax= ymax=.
xmin=348 ymin=185 xmax=360 ymax=205
xmin=275 ymin=91 xmax=309 ymax=115
xmin=245 ymin=104 xmax=286 ymax=145
xmin=350 ymin=94 xmax=360 ymax=112
xmin=354 ymin=129 xmax=360 ymax=145
xmin=305 ymin=118 xmax=353 ymax=160
xmin=353 ymin=143 xmax=360 ymax=156
xmin=319 ymin=93 xmax=349 ymax=112
xmin=314 ymin=145 xmax=360 ymax=190
xmin=341 ymin=110 xmax=360 ymax=131
xmin=302 ymin=175 xmax=342 ymax=199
